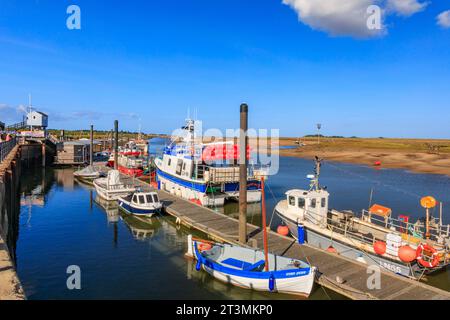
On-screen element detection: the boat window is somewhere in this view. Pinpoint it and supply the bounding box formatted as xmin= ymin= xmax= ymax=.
xmin=298 ymin=198 xmax=305 ymax=208
xmin=139 ymin=195 xmax=145 ymax=204
xmin=182 ymin=162 xmax=186 ymax=171
xmin=153 ymin=194 xmax=159 ymax=203
xmin=176 ymin=159 xmax=183 ymax=175
xmin=289 ymin=196 xmax=296 ymax=206
xmin=311 ymin=199 xmax=317 ymax=208
xmin=321 ymin=198 xmax=327 ymax=208
xmin=133 ymin=195 xmax=138 ymax=203
xmin=146 ymin=194 xmax=153 ymax=203
xmin=167 ymin=158 xmax=171 ymax=166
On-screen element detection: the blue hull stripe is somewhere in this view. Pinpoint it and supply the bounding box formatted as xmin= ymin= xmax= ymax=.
xmin=157 ymin=168 xmax=261 ymax=193
xmin=194 ymin=244 xmax=310 ymax=279
xmin=119 ymin=201 xmax=158 ymax=216
xmin=156 ymin=168 xmax=207 ymax=193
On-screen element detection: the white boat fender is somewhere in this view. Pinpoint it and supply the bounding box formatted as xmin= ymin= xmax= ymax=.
xmin=176 ymin=217 xmax=181 ymax=225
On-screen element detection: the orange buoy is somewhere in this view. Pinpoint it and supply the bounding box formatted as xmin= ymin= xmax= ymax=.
xmin=398 ymin=245 xmax=417 ymax=263
xmin=374 ymin=241 xmax=386 ymax=255
xmin=277 ymin=225 xmax=289 ymax=236
xmin=420 ymin=196 xmax=437 ymax=209
xmin=374 ymin=160 xmax=382 ymax=166
xmin=198 ymin=243 xmax=212 ymax=251
xmin=189 ymin=198 xmax=202 ymax=206
xmin=327 ymin=245 xmax=338 ymax=254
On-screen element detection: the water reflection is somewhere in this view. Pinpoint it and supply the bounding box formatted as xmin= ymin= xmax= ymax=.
xmin=120 ymin=213 xmax=161 ymax=241
xmin=13 ymin=158 xmax=450 ymax=299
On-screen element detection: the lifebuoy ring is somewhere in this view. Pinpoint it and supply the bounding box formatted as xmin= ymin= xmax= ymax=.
xmin=198 ymin=242 xmax=212 ymax=252
xmin=416 ymin=244 xmax=439 ymax=268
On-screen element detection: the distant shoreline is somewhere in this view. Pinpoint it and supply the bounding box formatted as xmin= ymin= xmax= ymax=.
xmin=270 ymin=137 xmax=450 ymax=178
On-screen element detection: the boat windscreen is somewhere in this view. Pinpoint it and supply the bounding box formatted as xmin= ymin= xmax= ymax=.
xmin=146 ymin=194 xmax=153 ymax=203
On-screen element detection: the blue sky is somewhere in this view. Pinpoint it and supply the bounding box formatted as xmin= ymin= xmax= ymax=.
xmin=0 ymin=0 xmax=449 ymax=138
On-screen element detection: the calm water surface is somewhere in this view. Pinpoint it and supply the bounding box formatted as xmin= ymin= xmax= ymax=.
xmin=13 ymin=139 xmax=449 ymax=299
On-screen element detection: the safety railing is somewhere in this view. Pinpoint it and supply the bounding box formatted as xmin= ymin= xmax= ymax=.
xmin=0 ymin=137 xmax=18 ymax=163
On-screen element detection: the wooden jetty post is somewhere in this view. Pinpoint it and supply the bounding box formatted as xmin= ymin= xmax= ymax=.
xmin=90 ymin=125 xmax=94 ymax=166
xmin=239 ymin=103 xmax=248 ymax=244
xmin=114 ymin=120 xmax=119 ymax=170
xmin=41 ymin=142 xmax=45 ymax=167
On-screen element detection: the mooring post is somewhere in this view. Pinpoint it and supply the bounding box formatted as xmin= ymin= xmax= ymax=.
xmin=114 ymin=120 xmax=119 ymax=170
xmin=41 ymin=142 xmax=46 ymax=167
xmin=90 ymin=125 xmax=94 ymax=166
xmin=239 ymin=103 xmax=248 ymax=244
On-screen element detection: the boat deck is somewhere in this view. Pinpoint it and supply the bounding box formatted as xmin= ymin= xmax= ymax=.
xmin=118 ymin=172 xmax=450 ymax=300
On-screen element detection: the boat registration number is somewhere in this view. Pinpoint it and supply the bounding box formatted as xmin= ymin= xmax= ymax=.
xmin=379 ymin=261 xmax=402 ymax=274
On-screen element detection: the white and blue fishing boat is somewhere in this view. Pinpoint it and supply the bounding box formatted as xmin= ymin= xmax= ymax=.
xmin=186 ymin=177 xmax=316 ymax=297
xmin=118 ymin=191 xmax=162 ymax=217
xmin=154 ymin=118 xmax=268 ymax=207
xmin=187 ymin=235 xmax=316 ymax=297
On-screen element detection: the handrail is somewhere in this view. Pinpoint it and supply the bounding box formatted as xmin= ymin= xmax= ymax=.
xmin=0 ymin=137 xmax=18 ymax=163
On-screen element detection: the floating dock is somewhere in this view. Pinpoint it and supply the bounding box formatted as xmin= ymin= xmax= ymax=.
xmin=120 ymin=173 xmax=450 ymax=300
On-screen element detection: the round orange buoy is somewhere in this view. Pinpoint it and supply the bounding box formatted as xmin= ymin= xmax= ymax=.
xmin=374 ymin=241 xmax=386 ymax=255
xmin=374 ymin=161 xmax=382 ymax=166
xmin=277 ymin=225 xmax=289 ymax=236
xmin=189 ymin=198 xmax=202 ymax=206
xmin=327 ymin=245 xmax=338 ymax=254
xmin=398 ymin=245 xmax=417 ymax=263
xmin=198 ymin=243 xmax=212 ymax=251
xmin=420 ymin=196 xmax=437 ymax=209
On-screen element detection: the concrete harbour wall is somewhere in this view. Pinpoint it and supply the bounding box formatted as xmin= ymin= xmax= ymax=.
xmin=0 ymin=145 xmax=25 ymax=300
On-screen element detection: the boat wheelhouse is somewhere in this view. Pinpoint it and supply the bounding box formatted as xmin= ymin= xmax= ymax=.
xmin=154 ymin=119 xmax=267 ymax=207
xmin=275 ymin=158 xmax=450 ymax=279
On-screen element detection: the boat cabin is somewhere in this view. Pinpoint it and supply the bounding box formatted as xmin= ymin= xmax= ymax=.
xmin=131 ymin=192 xmax=160 ymax=206
xmin=285 ymin=189 xmax=329 ymax=226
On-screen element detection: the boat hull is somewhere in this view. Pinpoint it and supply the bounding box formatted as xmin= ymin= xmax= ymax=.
xmin=93 ymin=181 xmax=135 ymax=201
xmin=156 ymin=168 xmax=261 ymax=207
xmin=189 ymin=239 xmax=316 ymax=297
xmin=275 ymin=208 xmax=416 ymax=278
xmin=201 ymin=264 xmax=315 ymax=297
xmin=118 ymin=165 xmax=144 ymax=177
xmin=118 ymin=199 xmax=160 ymax=217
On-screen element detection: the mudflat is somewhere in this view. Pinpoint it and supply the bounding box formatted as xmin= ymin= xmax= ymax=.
xmin=253 ymin=137 xmax=450 ymax=177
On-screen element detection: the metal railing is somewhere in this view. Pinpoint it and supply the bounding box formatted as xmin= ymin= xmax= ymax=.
xmin=0 ymin=137 xmax=18 ymax=163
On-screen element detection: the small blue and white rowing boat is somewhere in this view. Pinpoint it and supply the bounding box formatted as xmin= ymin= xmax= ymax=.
xmin=187 ymin=235 xmax=316 ymax=297
xmin=118 ymin=191 xmax=162 ymax=217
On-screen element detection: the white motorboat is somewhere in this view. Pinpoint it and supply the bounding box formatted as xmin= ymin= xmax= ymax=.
xmin=93 ymin=170 xmax=136 ymax=201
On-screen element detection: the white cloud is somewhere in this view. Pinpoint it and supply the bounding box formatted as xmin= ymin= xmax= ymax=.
xmin=282 ymin=0 xmax=384 ymax=38
xmin=282 ymin=0 xmax=429 ymax=38
xmin=437 ymin=10 xmax=450 ymax=28
xmin=386 ymin=0 xmax=428 ymax=17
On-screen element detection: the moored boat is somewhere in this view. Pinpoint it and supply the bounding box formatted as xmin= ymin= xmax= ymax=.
xmin=73 ymin=165 xmax=105 ymax=183
xmin=118 ymin=191 xmax=162 ymax=217
xmin=117 ymin=154 xmax=145 ymax=177
xmin=93 ymin=170 xmax=136 ymax=201
xmin=186 ymin=236 xmax=316 ymax=297
xmin=275 ymin=157 xmax=450 ymax=279
xmin=154 ymin=118 xmax=268 ymax=207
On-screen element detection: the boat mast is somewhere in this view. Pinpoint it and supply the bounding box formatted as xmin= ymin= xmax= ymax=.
xmin=261 ymin=176 xmax=269 ymax=271
xmin=310 ymin=156 xmax=322 ymax=191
